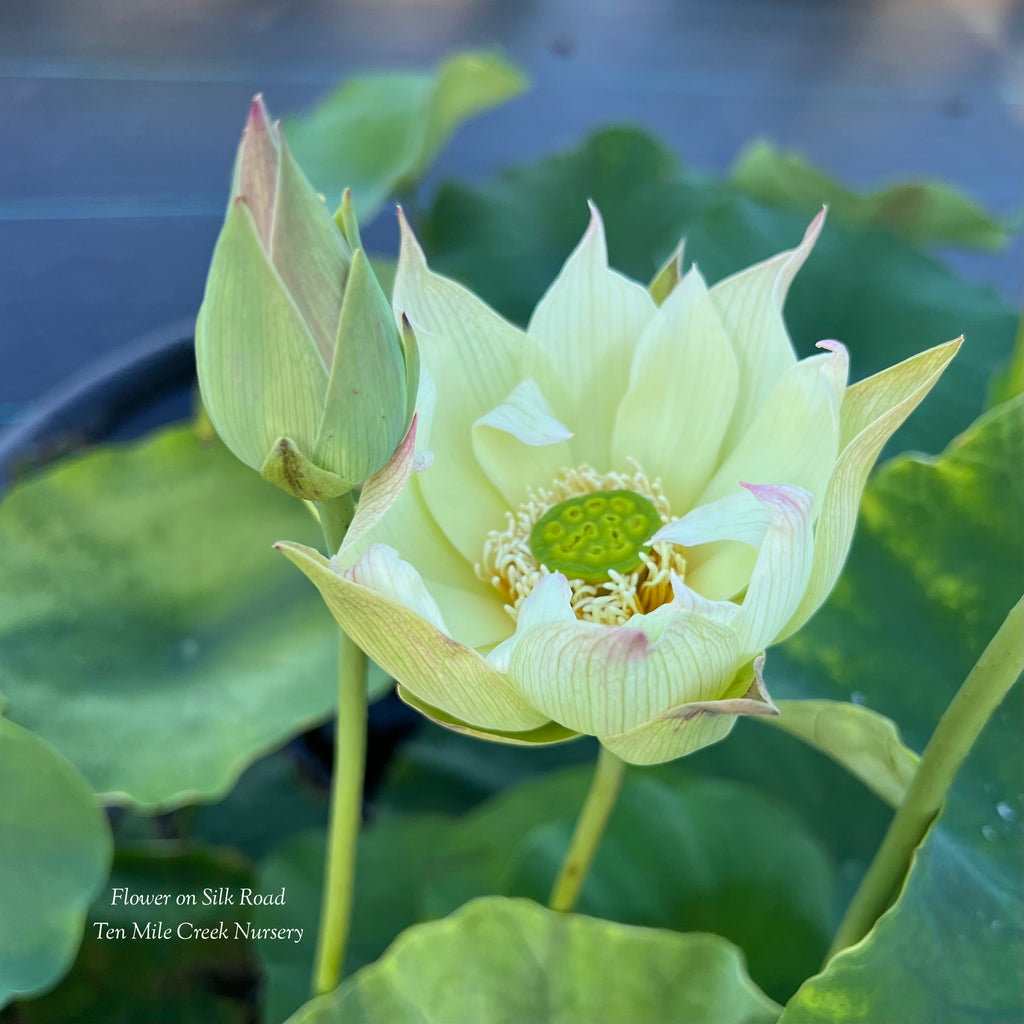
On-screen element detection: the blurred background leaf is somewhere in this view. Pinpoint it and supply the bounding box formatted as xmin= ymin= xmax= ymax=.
xmin=420 ymin=770 xmax=834 ymax=1004
xmin=284 ymin=51 xmax=527 ymax=221
xmin=730 ymin=139 xmax=1012 ymax=251
xmin=0 ymin=719 xmax=112 ymax=1008
xmin=20 ymin=846 xmax=257 ymax=1024
xmin=987 ymin=315 xmax=1023 ymax=407
xmin=255 ymin=817 xmax=449 ymax=1024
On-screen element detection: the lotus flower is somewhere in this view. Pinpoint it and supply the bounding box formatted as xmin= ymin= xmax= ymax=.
xmin=279 ymin=205 xmax=958 ymax=764
xmin=196 ymin=96 xmax=417 ymax=501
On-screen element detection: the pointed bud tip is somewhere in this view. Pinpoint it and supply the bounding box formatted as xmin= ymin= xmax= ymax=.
xmin=246 ymin=94 xmax=272 ymax=132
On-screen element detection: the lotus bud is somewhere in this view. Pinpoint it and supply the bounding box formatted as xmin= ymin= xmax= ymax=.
xmin=195 ymin=96 xmax=416 ymax=501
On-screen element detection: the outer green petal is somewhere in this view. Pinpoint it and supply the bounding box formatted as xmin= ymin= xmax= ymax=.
xmin=527 ymin=202 xmax=657 ymax=468
xmin=472 ymin=379 xmax=574 ymax=508
xmin=195 ymin=200 xmax=327 ymax=470
xmin=712 ymin=210 xmax=824 ymax=449
xmin=778 ymin=337 xmax=961 ymax=641
xmin=600 ymin=655 xmax=778 ymax=765
xmin=277 ymin=542 xmax=546 ymax=731
xmin=260 ymin=435 xmax=356 ymax=501
xmin=392 ymin=210 xmax=535 ymax=561
xmin=397 ymin=686 xmax=579 ymax=746
xmin=316 ymin=248 xmax=407 ymax=482
xmin=612 ymin=266 xmax=739 ymax=511
xmin=507 ymin=576 xmax=740 ymax=736
xmin=270 ymin=134 xmax=351 ymax=365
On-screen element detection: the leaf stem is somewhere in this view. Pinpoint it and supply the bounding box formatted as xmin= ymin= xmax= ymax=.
xmin=828 ymin=595 xmax=1024 ymax=959
xmin=312 ymin=629 xmax=367 ymax=996
xmin=549 ymin=745 xmax=626 ymax=912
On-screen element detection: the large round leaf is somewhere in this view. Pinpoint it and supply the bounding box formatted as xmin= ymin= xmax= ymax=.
xmin=774 ymin=397 xmax=1023 ymax=1022
xmin=288 ymin=897 xmax=780 ymax=1024
xmin=0 ymin=426 xmax=335 ymax=808
xmin=421 ymin=768 xmax=834 ymax=1004
xmin=422 ymin=126 xmax=1016 ymax=455
xmin=0 ymin=718 xmax=112 ymax=1006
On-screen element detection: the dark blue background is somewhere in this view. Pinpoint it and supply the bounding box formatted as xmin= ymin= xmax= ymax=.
xmin=1 ymin=0 xmax=1021 ymax=426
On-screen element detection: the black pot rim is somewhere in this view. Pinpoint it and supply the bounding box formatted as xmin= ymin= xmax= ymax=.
xmin=0 ymin=319 xmax=197 ymax=491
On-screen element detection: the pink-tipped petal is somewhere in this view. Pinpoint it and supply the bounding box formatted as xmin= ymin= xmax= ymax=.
xmin=235 ymin=94 xmax=279 ymax=249
xmin=599 ymin=655 xmax=778 ymax=765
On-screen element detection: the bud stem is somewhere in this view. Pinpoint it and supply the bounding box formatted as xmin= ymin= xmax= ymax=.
xmin=828 ymin=595 xmax=1024 ymax=960
xmin=316 ymin=492 xmax=358 ymax=556
xmin=312 ymin=629 xmax=367 ymax=996
xmin=549 ymin=745 xmax=626 ymax=912
xmin=311 ymin=492 xmax=365 ymax=997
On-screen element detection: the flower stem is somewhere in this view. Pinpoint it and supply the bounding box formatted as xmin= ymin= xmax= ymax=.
xmin=549 ymin=745 xmax=626 ymax=912
xmin=312 ymin=629 xmax=367 ymax=996
xmin=828 ymin=595 xmax=1024 ymax=960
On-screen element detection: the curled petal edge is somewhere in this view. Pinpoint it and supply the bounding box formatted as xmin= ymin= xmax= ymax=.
xmin=397 ymin=686 xmax=579 ymax=747
xmin=600 ymin=655 xmax=779 ymax=765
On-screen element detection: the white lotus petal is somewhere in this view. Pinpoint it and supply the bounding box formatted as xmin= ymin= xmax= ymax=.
xmin=507 ymin=605 xmax=738 ymax=736
xmin=698 ymin=340 xmax=848 ymax=515
xmin=473 ymin=379 xmax=574 ymax=507
xmin=668 ymin=570 xmax=741 ymax=628
xmin=732 ymin=484 xmax=814 ymax=653
xmin=488 ymin=572 xmax=575 ymax=673
xmin=343 ymin=543 xmax=448 ymax=631
xmin=658 ymin=484 xmax=813 ymax=653
xmin=340 ymin=473 xmax=512 ymax=651
xmin=600 ymin=655 xmax=778 ymax=765
xmin=713 ymin=209 xmax=825 ymax=448
xmin=654 ymin=488 xmax=772 ymax=548
xmin=278 ymin=542 xmax=547 ymax=731
xmin=612 ymin=266 xmax=739 ymax=511
xmin=527 ymin=202 xmax=657 ymax=468
xmin=337 ymin=415 xmax=418 ymax=559
xmin=778 ymin=337 xmax=961 ymax=641
xmin=393 ymin=211 xmax=549 ymax=561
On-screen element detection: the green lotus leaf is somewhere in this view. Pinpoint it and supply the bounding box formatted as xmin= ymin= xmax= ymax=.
xmin=731 ymin=139 xmax=1011 ymax=251
xmin=0 ymin=718 xmax=112 ymax=1007
xmin=773 ymin=397 xmax=1023 ymax=1022
xmin=285 ymin=52 xmax=527 ymax=221
xmin=0 ymin=426 xmax=337 ymax=808
xmin=287 ymin=897 xmax=780 ymax=1024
